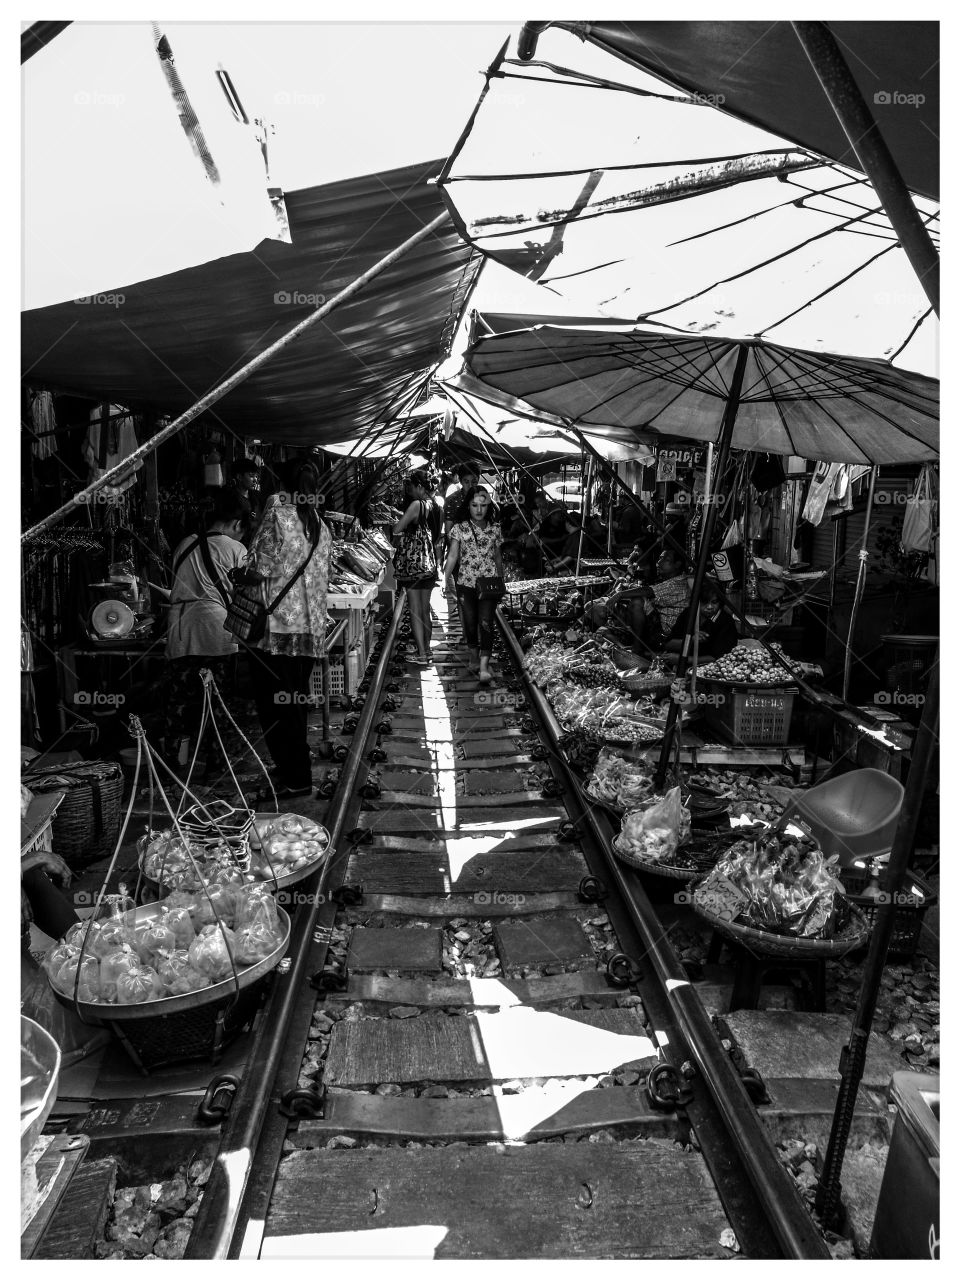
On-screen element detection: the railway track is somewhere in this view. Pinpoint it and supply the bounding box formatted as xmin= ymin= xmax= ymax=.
xmin=40 ymin=591 xmax=859 ymax=1259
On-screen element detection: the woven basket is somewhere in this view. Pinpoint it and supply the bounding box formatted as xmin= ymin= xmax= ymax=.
xmin=21 ymin=761 xmax=123 ymax=867
xmin=692 ymin=893 xmax=871 ymax=959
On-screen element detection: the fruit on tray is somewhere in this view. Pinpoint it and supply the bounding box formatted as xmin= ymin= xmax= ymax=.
xmin=43 ymin=884 xmax=286 ymax=1006
xmin=697 ymin=644 xmax=800 ymax=686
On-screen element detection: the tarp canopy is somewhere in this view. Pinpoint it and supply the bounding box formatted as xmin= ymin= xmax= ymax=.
xmin=437 ymin=36 xmax=938 ymax=379
xmin=22 ymin=162 xmax=478 ymax=446
xmin=541 ymin=21 xmax=939 ymax=200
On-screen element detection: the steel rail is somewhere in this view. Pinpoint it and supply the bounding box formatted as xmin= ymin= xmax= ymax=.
xmin=184 ymin=589 xmax=408 ymax=1259
xmin=498 ymin=609 xmax=831 ymax=1260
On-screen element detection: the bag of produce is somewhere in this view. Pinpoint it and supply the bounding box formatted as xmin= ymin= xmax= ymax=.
xmin=52 ymin=953 xmax=102 ymax=1002
xmin=115 ymin=964 xmax=164 ymax=1005
xmin=234 ymin=884 xmax=280 ymax=933
xmin=696 ymin=832 xmax=844 ymax=938
xmin=135 ymin=919 xmax=178 ymax=968
xmin=619 ymin=787 xmax=684 ymax=862
xmin=190 ymin=882 xmax=240 ymax=930
xmin=88 ymin=914 xmax=137 ymax=960
xmin=189 ymin=923 xmax=238 ymax=982
xmin=43 ymin=939 xmax=79 ymax=988
xmin=156 ymin=949 xmax=212 ymax=997
xmin=160 ymin=905 xmax=196 ymax=950
xmin=234 ymin=919 xmax=282 ymax=965
xmin=100 ymin=945 xmax=141 ymax=1003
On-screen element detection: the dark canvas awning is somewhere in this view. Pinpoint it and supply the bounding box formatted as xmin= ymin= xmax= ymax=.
xmin=21 ymin=161 xmax=478 ymax=445
xmin=557 ymin=21 xmax=939 ymax=200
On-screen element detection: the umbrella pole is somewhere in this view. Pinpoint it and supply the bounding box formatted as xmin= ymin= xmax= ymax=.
xmin=793 ymin=22 xmax=939 ymax=316
xmin=815 ymin=653 xmax=939 ymax=1229
xmin=575 ymin=453 xmax=593 ymax=576
xmin=841 ymin=466 xmax=878 ymax=702
xmin=654 ymin=346 xmax=748 ymax=789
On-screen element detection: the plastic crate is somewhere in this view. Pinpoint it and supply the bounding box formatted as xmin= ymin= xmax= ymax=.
xmin=309 ymin=658 xmax=345 ymax=702
xmin=882 ymin=634 xmax=937 ymax=697
xmin=699 ymin=679 xmax=797 ymax=746
xmin=840 ymin=866 xmax=935 ymax=960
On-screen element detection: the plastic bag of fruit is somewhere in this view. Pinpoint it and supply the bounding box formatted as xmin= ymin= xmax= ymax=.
xmin=234 ymin=918 xmax=282 ymax=965
xmin=99 ymin=945 xmax=141 ymax=1002
xmin=189 ymin=923 xmax=238 ymax=982
xmin=156 ymin=949 xmax=212 ymax=997
xmin=116 ymin=963 xmax=164 ymax=1005
xmin=619 ymin=786 xmax=684 ymax=862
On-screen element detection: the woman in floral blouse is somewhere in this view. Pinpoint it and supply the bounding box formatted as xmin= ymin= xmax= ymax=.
xmin=443 ymin=485 xmax=504 ymax=684
xmin=245 ymin=457 xmax=331 ymax=798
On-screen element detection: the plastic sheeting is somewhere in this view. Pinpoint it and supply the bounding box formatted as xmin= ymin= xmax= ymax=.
xmin=22 ymin=161 xmax=478 ymax=446
xmin=437 ymin=34 xmax=938 ymax=379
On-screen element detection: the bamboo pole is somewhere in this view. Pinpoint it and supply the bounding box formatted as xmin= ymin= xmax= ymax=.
xmin=22 ymin=211 xmax=450 ymax=541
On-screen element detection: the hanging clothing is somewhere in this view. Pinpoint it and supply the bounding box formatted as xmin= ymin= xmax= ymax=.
xmin=29 ymin=390 xmax=58 ymax=459
xmin=82 ymin=404 xmax=142 ymax=496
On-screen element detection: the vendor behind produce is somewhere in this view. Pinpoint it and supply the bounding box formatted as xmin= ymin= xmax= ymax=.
xmin=546 ymin=512 xmax=606 ymax=574
xmin=585 ymin=546 xmax=692 ymax=658
xmin=662 ymin=578 xmax=739 ymax=664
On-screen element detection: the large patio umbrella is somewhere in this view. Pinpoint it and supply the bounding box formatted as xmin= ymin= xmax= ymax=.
xmin=456 ymin=323 xmax=939 ymax=465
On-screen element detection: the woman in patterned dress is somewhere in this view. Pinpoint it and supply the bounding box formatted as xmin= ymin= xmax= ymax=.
xmin=245 ymin=457 xmax=331 ymax=799
xmin=443 ymin=485 xmax=504 ymax=684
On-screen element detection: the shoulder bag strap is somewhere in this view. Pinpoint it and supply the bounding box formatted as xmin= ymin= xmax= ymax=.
xmin=172 ymin=536 xmax=201 ymax=578
xmin=196 ymin=532 xmax=232 ymax=610
xmin=265 ymin=522 xmax=321 ymax=617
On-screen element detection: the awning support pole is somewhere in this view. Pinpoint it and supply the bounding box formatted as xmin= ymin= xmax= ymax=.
xmin=841 ymin=466 xmax=878 ymax=701
xmin=22 ymin=211 xmax=450 ymax=542
xmin=815 ymin=652 xmax=939 ymax=1228
xmin=654 ymin=344 xmax=749 ymax=788
xmin=792 ymin=22 xmax=939 ymax=316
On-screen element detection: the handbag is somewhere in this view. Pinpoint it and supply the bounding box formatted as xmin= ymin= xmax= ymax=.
xmin=224 ymin=528 xmax=319 ymax=644
xmin=476 ymin=575 xmax=506 ymax=601
xmin=901 ymin=464 xmax=937 ymax=555
xmin=393 ymin=502 xmax=436 ymax=582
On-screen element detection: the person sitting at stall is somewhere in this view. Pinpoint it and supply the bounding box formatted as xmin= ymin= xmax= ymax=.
xmin=661 ymin=578 xmax=739 ymax=665
xmin=521 ymin=502 xmax=569 ymax=577
xmin=164 ymin=488 xmax=250 ymax=776
xmin=546 ymin=512 xmax=607 ymax=575
xmin=584 ymin=545 xmax=691 ymax=661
